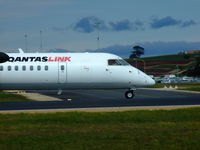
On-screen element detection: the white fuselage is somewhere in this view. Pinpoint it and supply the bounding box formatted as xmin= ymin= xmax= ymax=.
xmin=0 ymin=53 xmax=155 ymax=90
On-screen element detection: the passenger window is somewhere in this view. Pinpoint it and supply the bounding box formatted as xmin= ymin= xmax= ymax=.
xmin=37 ymin=66 xmax=41 ymax=71
xmin=8 ymin=66 xmax=11 ymax=71
xmin=61 ymin=65 xmax=64 ymax=70
xmin=15 ymin=66 xmax=18 ymax=71
xmin=45 ymin=65 xmax=48 ymax=71
xmin=0 ymin=66 xmax=3 ymax=71
xmin=30 ymin=66 xmax=33 ymax=71
xmin=22 ymin=66 xmax=26 ymax=71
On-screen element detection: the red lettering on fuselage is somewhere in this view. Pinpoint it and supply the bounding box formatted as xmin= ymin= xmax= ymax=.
xmin=48 ymin=57 xmax=71 ymax=62
xmin=48 ymin=57 xmax=54 ymax=62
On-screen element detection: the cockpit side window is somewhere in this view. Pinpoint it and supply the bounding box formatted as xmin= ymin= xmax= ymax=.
xmin=108 ymin=59 xmax=120 ymax=66
xmin=118 ymin=59 xmax=129 ymax=65
xmin=108 ymin=59 xmax=129 ymax=66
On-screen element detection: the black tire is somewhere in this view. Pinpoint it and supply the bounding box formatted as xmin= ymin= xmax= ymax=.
xmin=125 ymin=90 xmax=134 ymax=99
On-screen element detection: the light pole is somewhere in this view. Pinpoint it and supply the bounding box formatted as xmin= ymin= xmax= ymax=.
xmin=24 ymin=34 xmax=28 ymax=53
xmin=40 ymin=30 xmax=43 ymax=51
xmin=95 ymin=22 xmax=100 ymax=50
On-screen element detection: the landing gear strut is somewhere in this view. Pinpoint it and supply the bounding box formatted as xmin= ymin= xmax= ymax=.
xmin=125 ymin=89 xmax=135 ymax=99
xmin=57 ymin=89 xmax=63 ymax=95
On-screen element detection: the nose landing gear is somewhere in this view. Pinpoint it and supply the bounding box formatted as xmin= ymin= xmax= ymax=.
xmin=125 ymin=90 xmax=135 ymax=99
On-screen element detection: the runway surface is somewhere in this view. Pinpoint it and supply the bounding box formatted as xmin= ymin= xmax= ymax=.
xmin=1 ymin=88 xmax=200 ymax=111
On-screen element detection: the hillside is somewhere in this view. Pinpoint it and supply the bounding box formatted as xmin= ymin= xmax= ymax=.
xmin=126 ymin=54 xmax=200 ymax=77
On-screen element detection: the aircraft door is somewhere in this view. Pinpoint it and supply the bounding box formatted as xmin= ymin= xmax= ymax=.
xmin=58 ymin=62 xmax=67 ymax=83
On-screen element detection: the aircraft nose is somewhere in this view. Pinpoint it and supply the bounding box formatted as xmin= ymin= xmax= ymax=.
xmin=148 ymin=77 xmax=155 ymax=86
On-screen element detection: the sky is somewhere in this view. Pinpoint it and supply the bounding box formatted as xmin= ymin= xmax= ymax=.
xmin=0 ymin=0 xmax=200 ymax=57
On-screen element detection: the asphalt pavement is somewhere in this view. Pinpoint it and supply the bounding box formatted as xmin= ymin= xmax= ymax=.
xmin=0 ymin=88 xmax=200 ymax=111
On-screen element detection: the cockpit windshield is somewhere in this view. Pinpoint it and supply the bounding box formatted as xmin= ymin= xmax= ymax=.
xmin=108 ymin=59 xmax=129 ymax=66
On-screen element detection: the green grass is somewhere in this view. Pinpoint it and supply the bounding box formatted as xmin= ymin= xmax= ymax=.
xmin=149 ymin=83 xmax=200 ymax=92
xmin=143 ymin=54 xmax=186 ymax=61
xmin=0 ymin=91 xmax=31 ymax=102
xmin=150 ymin=62 xmax=195 ymax=70
xmin=151 ymin=64 xmax=193 ymax=69
xmin=150 ymin=83 xmax=200 ymax=88
xmin=126 ymin=54 xmax=200 ymax=62
xmin=1 ymin=108 xmax=200 ymax=150
xmin=151 ymin=64 xmax=178 ymax=69
xmin=127 ymin=54 xmax=180 ymax=61
xmin=143 ymin=54 xmax=200 ymax=61
xmin=178 ymin=87 xmax=200 ymax=92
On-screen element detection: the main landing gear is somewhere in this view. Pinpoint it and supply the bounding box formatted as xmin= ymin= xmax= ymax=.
xmin=57 ymin=89 xmax=63 ymax=95
xmin=125 ymin=89 xmax=135 ymax=99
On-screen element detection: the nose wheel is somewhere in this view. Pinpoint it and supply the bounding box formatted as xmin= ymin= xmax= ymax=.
xmin=125 ymin=90 xmax=135 ymax=99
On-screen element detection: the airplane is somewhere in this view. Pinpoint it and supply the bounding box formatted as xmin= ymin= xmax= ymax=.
xmin=0 ymin=49 xmax=155 ymax=99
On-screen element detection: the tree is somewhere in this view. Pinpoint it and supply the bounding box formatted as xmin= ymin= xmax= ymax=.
xmin=129 ymin=45 xmax=144 ymax=58
xmin=183 ymin=54 xmax=190 ymax=60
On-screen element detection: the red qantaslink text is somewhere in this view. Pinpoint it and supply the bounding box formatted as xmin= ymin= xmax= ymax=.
xmin=48 ymin=57 xmax=71 ymax=62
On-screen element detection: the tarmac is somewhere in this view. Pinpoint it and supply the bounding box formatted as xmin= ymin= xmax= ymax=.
xmin=0 ymin=88 xmax=200 ymax=113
